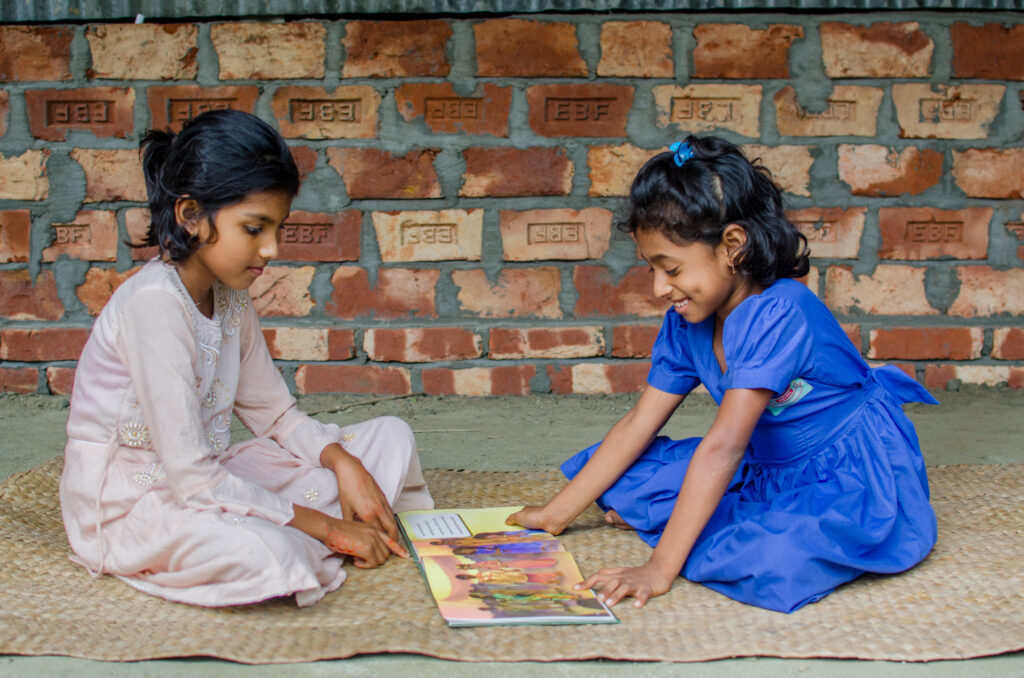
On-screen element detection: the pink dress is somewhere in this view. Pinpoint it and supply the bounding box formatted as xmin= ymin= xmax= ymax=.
xmin=60 ymin=259 xmax=433 ymax=607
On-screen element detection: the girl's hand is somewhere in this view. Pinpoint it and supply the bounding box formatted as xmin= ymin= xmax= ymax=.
xmin=322 ymin=444 xmax=400 ymax=542
xmin=578 ymin=560 xmax=676 ymax=608
xmin=505 ymin=505 xmax=568 ymax=535
xmin=324 ymin=518 xmax=409 ymax=568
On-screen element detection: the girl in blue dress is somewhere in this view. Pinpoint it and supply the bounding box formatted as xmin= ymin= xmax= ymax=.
xmin=508 ymin=136 xmax=938 ymax=614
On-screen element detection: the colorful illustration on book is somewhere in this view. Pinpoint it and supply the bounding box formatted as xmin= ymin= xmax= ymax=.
xmin=398 ymin=507 xmax=617 ymax=626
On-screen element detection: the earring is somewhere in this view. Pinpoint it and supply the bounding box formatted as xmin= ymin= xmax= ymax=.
xmin=729 ymin=259 xmax=737 ymax=275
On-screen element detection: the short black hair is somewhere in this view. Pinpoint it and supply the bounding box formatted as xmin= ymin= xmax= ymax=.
xmin=619 ymin=135 xmax=809 ymax=287
xmin=137 ymin=109 xmax=300 ymax=262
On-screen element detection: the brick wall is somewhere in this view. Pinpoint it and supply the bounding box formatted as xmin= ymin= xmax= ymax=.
xmin=1 ymin=13 xmax=1023 ymax=396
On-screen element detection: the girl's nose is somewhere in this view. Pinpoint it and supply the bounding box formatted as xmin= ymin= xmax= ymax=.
xmin=259 ymin=232 xmax=278 ymax=261
xmin=652 ymin=270 xmax=672 ymax=298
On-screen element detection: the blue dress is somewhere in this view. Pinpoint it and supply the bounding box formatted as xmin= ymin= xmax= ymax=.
xmin=562 ymin=279 xmax=938 ymax=613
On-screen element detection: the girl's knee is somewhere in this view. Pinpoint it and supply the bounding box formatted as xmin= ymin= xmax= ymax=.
xmin=375 ymin=415 xmax=416 ymax=454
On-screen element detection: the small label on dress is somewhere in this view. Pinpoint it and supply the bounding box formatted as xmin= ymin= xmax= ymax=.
xmin=767 ymin=378 xmax=812 ymax=416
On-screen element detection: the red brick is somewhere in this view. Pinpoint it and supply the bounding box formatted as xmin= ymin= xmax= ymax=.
xmin=842 ymin=323 xmax=862 ymax=351
xmin=328 ymin=329 xmax=356 ymax=361
xmin=892 ymin=84 xmax=1004 ymax=140
xmin=250 ymin=265 xmax=315 ymax=317
xmin=0 ymin=270 xmax=64 ymax=321
xmin=992 ymin=327 xmax=1024 ymax=360
xmin=395 ymin=82 xmax=511 ymax=136
xmin=295 ymin=364 xmax=411 ymax=395
xmin=342 ymin=20 xmax=452 ymax=78
xmin=775 ymin=85 xmax=883 ymax=137
xmin=868 ymin=327 xmax=983 ymax=361
xmin=289 ymin=146 xmax=317 ymax=183
xmin=326 ymin=267 xmax=439 ymax=320
xmin=271 ymin=86 xmax=380 ymax=139
xmin=952 ymin=149 xmax=1024 ymax=199
xmin=326 ymin=148 xmax=440 ymax=199
xmin=547 ymin=363 xmax=649 ymax=395
xmin=825 ymin=265 xmax=937 ymax=316
xmin=838 ymin=145 xmax=943 ymax=197
xmin=277 ymin=211 xmax=360 ymax=262
xmin=611 ymin=324 xmax=661 ymax=358
xmin=949 ymin=266 xmax=1024 ymax=318
xmin=0 ymin=150 xmax=49 ymax=200
xmin=787 ymin=207 xmax=865 ymax=259
xmin=500 ymin=208 xmax=612 ymax=261
xmin=924 ymin=364 xmax=957 ymax=390
xmin=1010 ymin=368 xmax=1024 ymax=391
xmin=878 ymin=207 xmax=990 ymax=260
xmin=452 ymin=268 xmax=562 ymax=319
xmin=820 ymin=22 xmax=933 ymax=78
xmin=422 ymin=366 xmax=537 ymax=396
xmin=574 ymin=265 xmax=666 ymax=318
xmin=262 ymin=327 xmax=329 ymax=361
xmin=86 ymin=23 xmax=198 ymax=80
xmin=475 ymin=19 xmax=587 ymax=77
xmin=742 ymin=144 xmax=814 ymax=197
xmin=527 ymin=84 xmax=634 ymax=138
xmin=653 ymin=84 xmax=762 ymax=138
xmin=0 ymin=89 xmax=8 ymax=138
xmin=72 ymin=149 xmax=147 ymax=203
xmin=489 ymin=327 xmax=604 ymax=360
xmin=42 ymin=211 xmax=117 ymax=263
xmin=0 ymin=328 xmax=91 ymax=361
xmin=364 ymin=328 xmax=482 ymax=362
xmin=147 ymin=85 xmax=259 ymax=133
xmin=597 ymin=21 xmax=674 ymax=78
xmin=0 ymin=367 xmax=38 ymax=394
xmin=0 ymin=210 xmax=31 ymax=264
xmin=46 ymin=366 xmax=76 ymax=395
xmin=693 ymin=23 xmax=802 ymax=79
xmin=372 ymin=209 xmax=481 ymax=263
xmin=25 ymin=87 xmax=135 ymax=141
xmin=461 ymin=147 xmax=573 ymax=198
xmin=0 ymin=26 xmax=73 ymax=81
xmin=952 ymin=23 xmax=1024 ymax=80
xmin=76 ymin=265 xmax=141 ymax=315
xmin=588 ymin=144 xmax=661 ymax=197
xmin=211 ymin=22 xmax=325 ymax=80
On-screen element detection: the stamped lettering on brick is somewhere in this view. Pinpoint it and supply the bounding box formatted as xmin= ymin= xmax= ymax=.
xmin=282 ymin=222 xmax=331 ymax=245
xmin=528 ymin=222 xmax=585 ymax=245
xmin=920 ymin=98 xmax=975 ymax=123
xmin=168 ymin=98 xmax=235 ymax=123
xmin=54 ymin=223 xmax=91 ymax=246
xmin=401 ymin=222 xmax=457 ymax=245
xmin=907 ymin=219 xmax=963 ymax=243
xmin=546 ymin=98 xmax=616 ymax=122
xmin=291 ymin=99 xmax=361 ymax=123
xmin=47 ymin=100 xmax=111 ymax=125
xmin=673 ymin=97 xmax=739 ymax=124
xmin=425 ymin=97 xmax=482 ymax=120
xmin=799 ymin=100 xmax=857 ymax=121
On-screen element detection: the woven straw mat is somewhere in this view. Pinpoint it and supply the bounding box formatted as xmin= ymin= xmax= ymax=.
xmin=1 ymin=457 xmax=1022 ymax=664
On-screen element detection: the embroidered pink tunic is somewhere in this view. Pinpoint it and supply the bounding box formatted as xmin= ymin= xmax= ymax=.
xmin=60 ymin=260 xmax=433 ymax=607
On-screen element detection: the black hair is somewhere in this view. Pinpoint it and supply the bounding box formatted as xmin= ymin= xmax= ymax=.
xmin=619 ymin=135 xmax=810 ymax=287
xmin=137 ymin=109 xmax=300 ymax=262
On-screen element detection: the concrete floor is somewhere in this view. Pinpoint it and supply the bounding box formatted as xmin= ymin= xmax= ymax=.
xmin=1 ymin=389 xmax=1022 ymax=676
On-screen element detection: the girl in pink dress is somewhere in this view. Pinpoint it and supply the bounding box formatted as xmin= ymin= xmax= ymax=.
xmin=60 ymin=110 xmax=433 ymax=607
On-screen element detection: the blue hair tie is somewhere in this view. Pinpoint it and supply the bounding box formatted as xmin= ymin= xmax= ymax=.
xmin=669 ymin=141 xmax=694 ymax=167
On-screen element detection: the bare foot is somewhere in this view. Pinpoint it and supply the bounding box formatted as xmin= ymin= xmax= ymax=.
xmin=604 ymin=509 xmax=634 ymax=531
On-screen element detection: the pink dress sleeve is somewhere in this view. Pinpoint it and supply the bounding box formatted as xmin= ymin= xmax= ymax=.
xmin=231 ymin=297 xmax=342 ymax=467
xmin=117 ymin=285 xmax=295 ymax=525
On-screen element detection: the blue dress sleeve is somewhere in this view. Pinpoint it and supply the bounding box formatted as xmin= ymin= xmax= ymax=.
xmin=719 ymin=293 xmax=813 ymax=395
xmin=646 ymin=310 xmax=701 ymax=395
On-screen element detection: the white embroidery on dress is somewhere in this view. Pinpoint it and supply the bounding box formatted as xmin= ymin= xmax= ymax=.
xmin=206 ymin=430 xmax=225 ymax=456
xmin=205 ymin=413 xmax=231 ymax=456
xmin=304 ymin=488 xmax=321 ymax=504
xmin=341 ymin=433 xmax=357 ymax=443
xmin=218 ymin=287 xmax=247 ymax=339
xmin=119 ymin=422 xmax=152 ymax=448
xmin=201 ymin=378 xmax=227 ymax=409
xmin=131 ymin=463 xmax=166 ymax=486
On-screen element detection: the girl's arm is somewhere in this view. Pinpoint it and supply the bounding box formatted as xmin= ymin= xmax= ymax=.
xmin=507 ymin=385 xmax=685 ymax=535
xmin=288 ymin=503 xmax=408 ymax=568
xmin=580 ymin=387 xmax=772 ymax=608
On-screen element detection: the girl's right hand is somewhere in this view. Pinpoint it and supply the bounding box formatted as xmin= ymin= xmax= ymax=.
xmin=506 ymin=505 xmax=568 ymax=535
xmin=323 ymin=517 xmax=409 ymax=568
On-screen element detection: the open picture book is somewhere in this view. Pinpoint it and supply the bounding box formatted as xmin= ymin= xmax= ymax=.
xmin=397 ymin=506 xmax=619 ymax=627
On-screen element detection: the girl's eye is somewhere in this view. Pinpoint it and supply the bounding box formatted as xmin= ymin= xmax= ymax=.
xmin=665 ymin=268 xmax=679 ymax=276
xmin=244 ymin=226 xmax=262 ymax=236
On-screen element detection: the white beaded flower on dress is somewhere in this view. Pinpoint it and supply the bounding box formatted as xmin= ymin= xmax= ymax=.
xmin=119 ymin=422 xmax=152 ymax=449
xmin=304 ymin=488 xmax=321 ymax=504
xmin=131 ymin=463 xmax=166 ymax=487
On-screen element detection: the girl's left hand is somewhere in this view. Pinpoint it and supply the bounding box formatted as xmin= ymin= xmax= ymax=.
xmin=577 ymin=561 xmax=676 ymax=608
xmin=323 ymin=445 xmax=400 ymax=542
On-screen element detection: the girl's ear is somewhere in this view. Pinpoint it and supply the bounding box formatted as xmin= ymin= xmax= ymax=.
xmin=173 ymin=198 xmax=202 ymax=235
xmin=721 ymin=223 xmax=748 ymax=266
